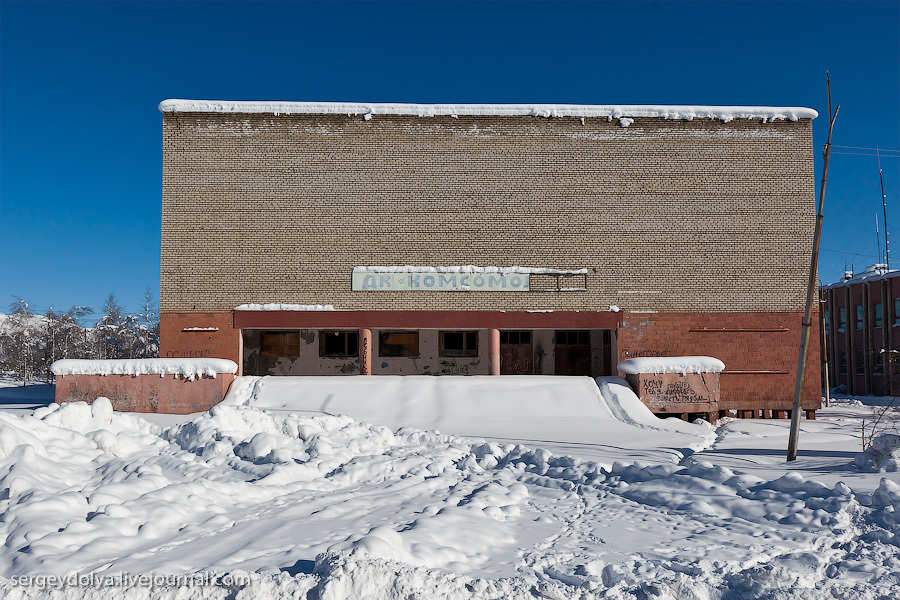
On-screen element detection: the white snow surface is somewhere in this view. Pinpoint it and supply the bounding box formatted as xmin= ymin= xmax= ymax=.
xmin=617 ymin=356 xmax=726 ymax=374
xmin=158 ymin=100 xmax=819 ymax=122
xmin=234 ymin=303 xmax=335 ymax=311
xmin=221 ymin=376 xmax=711 ymax=463
xmin=353 ymin=265 xmax=588 ymax=275
xmin=50 ymin=359 xmax=238 ymax=379
xmin=1 ymin=386 xmax=899 ymax=599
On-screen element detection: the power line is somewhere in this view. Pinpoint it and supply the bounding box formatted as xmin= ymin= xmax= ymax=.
xmin=832 ymin=151 xmax=900 ymax=158
xmin=830 ymin=144 xmax=900 ymax=153
xmin=821 ymin=248 xmax=880 ymax=258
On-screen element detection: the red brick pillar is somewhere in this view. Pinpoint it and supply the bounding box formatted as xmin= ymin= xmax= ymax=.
xmin=359 ymin=328 xmax=372 ymax=375
xmin=489 ymin=328 xmax=501 ymax=375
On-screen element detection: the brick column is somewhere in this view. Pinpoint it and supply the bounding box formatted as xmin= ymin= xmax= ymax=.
xmin=489 ymin=328 xmax=501 ymax=375
xmin=359 ymin=328 xmax=372 ymax=375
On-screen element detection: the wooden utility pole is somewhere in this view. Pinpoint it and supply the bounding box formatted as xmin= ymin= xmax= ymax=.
xmin=788 ymin=72 xmax=839 ymax=462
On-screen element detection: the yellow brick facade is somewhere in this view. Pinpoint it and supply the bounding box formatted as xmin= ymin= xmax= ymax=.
xmin=161 ymin=112 xmax=814 ymax=314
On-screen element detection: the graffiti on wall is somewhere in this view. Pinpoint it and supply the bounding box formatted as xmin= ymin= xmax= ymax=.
xmin=643 ymin=378 xmax=712 ymax=406
xmin=620 ymin=348 xmax=669 ymax=360
xmin=166 ymin=349 xmax=211 ymax=358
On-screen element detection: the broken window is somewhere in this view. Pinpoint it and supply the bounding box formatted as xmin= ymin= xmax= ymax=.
xmin=260 ymin=331 xmax=300 ymax=357
xmin=440 ymin=331 xmax=478 ymax=357
xmin=379 ymin=331 xmax=419 ymax=357
xmin=320 ymin=330 xmax=359 ymax=357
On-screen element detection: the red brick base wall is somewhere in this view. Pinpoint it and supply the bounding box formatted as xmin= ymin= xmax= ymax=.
xmin=159 ymin=312 xmax=241 ymax=372
xmin=617 ymin=311 xmax=821 ymax=411
xmin=55 ymin=373 xmax=235 ymax=414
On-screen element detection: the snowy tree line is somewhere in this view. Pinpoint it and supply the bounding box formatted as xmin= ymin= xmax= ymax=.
xmin=0 ymin=291 xmax=159 ymax=384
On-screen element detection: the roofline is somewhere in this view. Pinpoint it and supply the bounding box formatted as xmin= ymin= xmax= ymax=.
xmin=158 ymin=100 xmax=818 ymax=122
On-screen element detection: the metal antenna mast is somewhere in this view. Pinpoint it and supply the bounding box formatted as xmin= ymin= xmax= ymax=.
xmin=878 ymin=146 xmax=890 ymax=269
xmin=877 ymin=214 xmax=882 ymax=267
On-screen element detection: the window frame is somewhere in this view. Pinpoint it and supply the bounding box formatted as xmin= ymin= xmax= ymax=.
xmin=439 ymin=331 xmax=479 ymax=358
xmin=856 ymin=305 xmax=864 ymax=330
xmin=319 ymin=330 xmax=359 ymax=358
xmin=378 ymin=330 xmax=420 ymax=358
xmin=260 ymin=330 xmax=301 ymax=357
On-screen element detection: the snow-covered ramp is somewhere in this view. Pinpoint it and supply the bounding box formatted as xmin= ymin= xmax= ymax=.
xmin=224 ymin=375 xmax=712 ymax=463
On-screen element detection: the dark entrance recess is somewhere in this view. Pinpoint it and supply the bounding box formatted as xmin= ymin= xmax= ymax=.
xmin=555 ymin=330 xmax=592 ymax=376
xmin=500 ymin=330 xmax=534 ymax=374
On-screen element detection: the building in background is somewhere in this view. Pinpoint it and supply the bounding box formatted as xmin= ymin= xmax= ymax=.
xmin=823 ymin=265 xmax=900 ymax=396
xmin=158 ymin=100 xmax=821 ymax=418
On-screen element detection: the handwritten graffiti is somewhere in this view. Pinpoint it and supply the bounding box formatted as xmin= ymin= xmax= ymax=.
xmin=166 ymin=349 xmax=210 ymax=358
xmin=361 ymin=337 xmax=370 ymax=374
xmin=620 ymin=348 xmax=669 ymax=360
xmin=643 ymin=377 xmax=711 ymax=405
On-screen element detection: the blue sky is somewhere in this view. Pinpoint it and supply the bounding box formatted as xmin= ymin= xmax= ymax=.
xmin=1 ymin=1 xmax=898 ymax=324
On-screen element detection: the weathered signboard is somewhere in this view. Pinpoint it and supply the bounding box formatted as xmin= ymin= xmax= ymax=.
xmin=351 ymin=272 xmax=530 ymax=292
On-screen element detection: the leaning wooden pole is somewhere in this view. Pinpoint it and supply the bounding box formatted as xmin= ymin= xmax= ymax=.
xmin=788 ymin=72 xmax=839 ymax=461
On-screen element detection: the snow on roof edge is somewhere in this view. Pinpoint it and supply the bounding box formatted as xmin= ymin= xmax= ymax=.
xmin=51 ymin=358 xmax=238 ymax=379
xmin=158 ymin=100 xmax=818 ymax=122
xmin=618 ymin=356 xmax=725 ymax=375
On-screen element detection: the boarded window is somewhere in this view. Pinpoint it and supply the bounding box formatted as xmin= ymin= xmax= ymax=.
xmin=875 ymin=303 xmax=884 ymax=328
xmin=440 ymin=331 xmax=478 ymax=357
xmin=379 ymin=331 xmax=419 ymax=357
xmin=260 ymin=331 xmax=300 ymax=357
xmin=320 ymin=330 xmax=359 ymax=357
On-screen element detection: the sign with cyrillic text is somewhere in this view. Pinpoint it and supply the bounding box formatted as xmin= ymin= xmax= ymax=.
xmin=352 ymin=272 xmax=530 ymax=291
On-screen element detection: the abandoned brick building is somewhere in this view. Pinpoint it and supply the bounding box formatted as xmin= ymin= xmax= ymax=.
xmin=157 ymin=100 xmax=821 ymax=417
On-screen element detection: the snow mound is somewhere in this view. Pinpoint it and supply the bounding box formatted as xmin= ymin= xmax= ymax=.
xmin=0 ymin=397 xmax=898 ymax=598
xmin=855 ymin=434 xmax=900 ymax=472
xmin=50 ymin=358 xmax=238 ymax=379
xmin=234 ymin=304 xmax=334 ymax=311
xmin=617 ymin=356 xmax=725 ymax=375
xmin=158 ymin=100 xmax=819 ymax=122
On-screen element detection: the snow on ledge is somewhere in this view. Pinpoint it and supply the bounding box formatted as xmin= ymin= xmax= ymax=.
xmin=353 ymin=265 xmax=588 ymax=275
xmin=158 ymin=100 xmax=818 ymax=122
xmin=51 ymin=359 xmax=238 ymax=380
xmin=617 ymin=356 xmax=725 ymax=375
xmin=235 ymin=303 xmax=335 ymax=311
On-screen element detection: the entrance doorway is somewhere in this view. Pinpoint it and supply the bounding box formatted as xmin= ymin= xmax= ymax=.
xmin=500 ymin=330 xmax=534 ymax=374
xmin=555 ymin=330 xmax=592 ymax=376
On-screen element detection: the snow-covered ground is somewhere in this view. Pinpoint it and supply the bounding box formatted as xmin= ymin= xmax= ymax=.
xmin=0 ymin=377 xmax=898 ymax=599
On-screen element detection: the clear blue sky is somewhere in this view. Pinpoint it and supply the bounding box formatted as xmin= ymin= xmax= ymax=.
xmin=2 ymin=1 xmax=898 ymax=325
